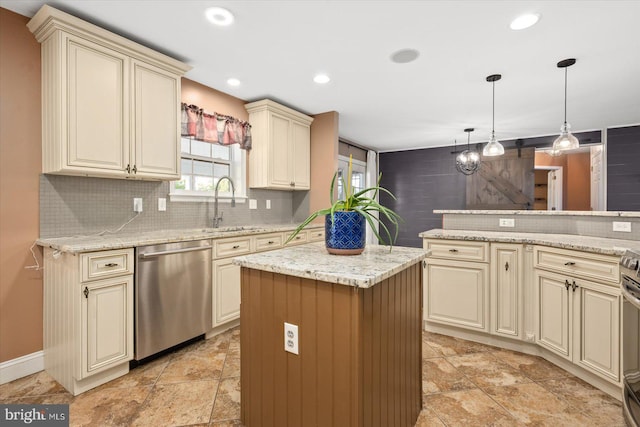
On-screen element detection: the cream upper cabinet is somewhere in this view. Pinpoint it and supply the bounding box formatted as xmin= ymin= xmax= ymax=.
xmin=28 ymin=5 xmax=190 ymax=180
xmin=490 ymin=243 xmax=523 ymax=339
xmin=245 ymin=99 xmax=314 ymax=190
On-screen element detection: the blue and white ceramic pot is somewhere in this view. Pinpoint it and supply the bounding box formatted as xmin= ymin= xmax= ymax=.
xmin=325 ymin=211 xmax=366 ymax=255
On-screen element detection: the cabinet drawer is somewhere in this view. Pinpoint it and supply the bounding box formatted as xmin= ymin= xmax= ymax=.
xmin=215 ymin=237 xmax=252 ymax=258
xmin=254 ymin=233 xmax=283 ymax=252
xmin=424 ymin=239 xmax=489 ymax=263
xmin=307 ymin=228 xmax=325 ymax=242
xmin=81 ymin=249 xmax=133 ymax=282
xmin=284 ymin=230 xmax=308 ymax=246
xmin=533 ymin=246 xmax=619 ymax=284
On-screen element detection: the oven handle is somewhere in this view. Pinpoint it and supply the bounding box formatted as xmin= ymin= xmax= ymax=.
xmin=622 ymin=278 xmax=640 ymax=307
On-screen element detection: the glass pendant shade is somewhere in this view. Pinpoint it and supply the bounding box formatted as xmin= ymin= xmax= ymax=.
xmin=483 ymin=131 xmax=505 ymax=156
xmin=552 ymin=122 xmax=579 ymax=151
xmin=455 ymin=128 xmax=480 ymax=175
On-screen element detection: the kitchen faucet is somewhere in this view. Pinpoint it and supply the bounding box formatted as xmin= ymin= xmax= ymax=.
xmin=212 ymin=176 xmax=236 ymax=228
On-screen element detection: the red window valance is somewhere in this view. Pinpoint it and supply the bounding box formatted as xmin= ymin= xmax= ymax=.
xmin=181 ymin=103 xmax=251 ymax=150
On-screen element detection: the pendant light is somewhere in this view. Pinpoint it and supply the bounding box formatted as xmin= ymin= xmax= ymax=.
xmin=552 ymin=58 xmax=579 ymax=151
xmin=483 ymin=74 xmax=505 ymax=156
xmin=456 ymin=128 xmax=480 ymax=175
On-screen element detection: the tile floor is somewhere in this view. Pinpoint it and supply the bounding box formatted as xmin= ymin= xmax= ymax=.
xmin=0 ymin=328 xmax=625 ymax=426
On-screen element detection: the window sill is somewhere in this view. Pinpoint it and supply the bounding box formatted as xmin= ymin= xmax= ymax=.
xmin=169 ymin=193 xmax=248 ymax=203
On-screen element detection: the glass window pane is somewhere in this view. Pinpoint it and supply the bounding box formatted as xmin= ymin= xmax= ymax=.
xmin=175 ymin=176 xmax=189 ymax=190
xmin=212 ymin=144 xmax=230 ymax=161
xmin=194 ymin=176 xmax=214 ymax=191
xmin=352 ymin=172 xmax=364 ymax=193
xmin=181 ymin=138 xmax=191 ymax=154
xmin=181 ymin=158 xmax=192 ymax=174
xmin=191 ymin=140 xmax=211 ymax=157
xmin=214 ymin=163 xmax=230 ymax=178
xmin=193 ymin=159 xmax=213 ymax=176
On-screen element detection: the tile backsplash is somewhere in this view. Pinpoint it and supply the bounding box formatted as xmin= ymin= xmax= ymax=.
xmin=40 ymin=175 xmax=299 ymax=238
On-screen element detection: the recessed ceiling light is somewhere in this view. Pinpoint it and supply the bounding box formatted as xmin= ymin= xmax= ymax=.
xmin=390 ymin=49 xmax=420 ymax=64
xmin=205 ymin=7 xmax=234 ymax=26
xmin=510 ymin=13 xmax=540 ymax=30
xmin=313 ymin=74 xmax=331 ymax=84
xmin=227 ymin=78 xmax=241 ymax=87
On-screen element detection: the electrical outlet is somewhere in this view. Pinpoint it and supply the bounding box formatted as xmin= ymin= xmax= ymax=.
xmin=133 ymin=198 xmax=143 ymax=213
xmin=284 ymin=322 xmax=299 ymax=355
xmin=158 ymin=198 xmax=166 ymax=211
xmin=499 ymin=218 xmax=515 ymax=227
xmin=266 ymin=199 xmax=271 ymax=209
xmin=613 ymin=221 xmax=631 ymax=232
xmin=249 ymin=199 xmax=257 ymax=210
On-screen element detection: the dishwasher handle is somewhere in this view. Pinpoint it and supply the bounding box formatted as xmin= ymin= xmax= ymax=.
xmin=139 ymin=245 xmax=212 ymax=259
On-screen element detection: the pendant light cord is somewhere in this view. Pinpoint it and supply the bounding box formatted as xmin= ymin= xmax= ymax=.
xmin=492 ymin=81 xmax=495 ymax=133
xmin=563 ymin=67 xmax=568 ymax=125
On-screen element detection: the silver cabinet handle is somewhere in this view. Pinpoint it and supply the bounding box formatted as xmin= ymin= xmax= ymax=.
xmin=140 ymin=245 xmax=211 ymax=258
xmin=104 ymin=262 xmax=119 ymax=267
xmin=564 ymin=261 xmax=576 ymax=266
xmin=449 ymin=249 xmax=458 ymax=253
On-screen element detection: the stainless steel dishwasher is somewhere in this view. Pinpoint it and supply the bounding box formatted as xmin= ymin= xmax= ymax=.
xmin=135 ymin=240 xmax=212 ymax=360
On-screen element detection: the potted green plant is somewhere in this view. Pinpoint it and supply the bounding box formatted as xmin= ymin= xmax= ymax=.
xmin=286 ymin=156 xmax=401 ymax=255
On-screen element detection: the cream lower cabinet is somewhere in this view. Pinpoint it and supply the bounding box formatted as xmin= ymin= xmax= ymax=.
xmin=424 ymin=239 xmax=490 ymax=332
xmin=534 ymin=269 xmax=620 ymax=382
xmin=43 ymin=247 xmax=134 ymax=395
xmin=28 ymin=5 xmax=189 ymax=180
xmin=213 ymin=257 xmax=242 ymax=326
xmin=490 ymin=243 xmax=523 ymax=339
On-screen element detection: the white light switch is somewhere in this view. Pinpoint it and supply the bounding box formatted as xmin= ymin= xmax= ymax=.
xmin=133 ymin=198 xmax=143 ymax=213
xmin=613 ymin=221 xmax=631 ymax=232
xmin=266 ymin=199 xmax=271 ymax=209
xmin=249 ymin=199 xmax=257 ymax=209
xmin=499 ymin=218 xmax=515 ymax=227
xmin=158 ymin=198 xmax=166 ymax=211
xmin=284 ymin=322 xmax=299 ymax=355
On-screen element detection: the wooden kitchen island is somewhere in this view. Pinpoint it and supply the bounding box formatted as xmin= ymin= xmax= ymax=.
xmin=233 ymin=242 xmax=426 ymax=427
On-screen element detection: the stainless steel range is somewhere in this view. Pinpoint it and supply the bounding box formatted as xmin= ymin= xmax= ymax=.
xmin=621 ymin=249 xmax=640 ymax=427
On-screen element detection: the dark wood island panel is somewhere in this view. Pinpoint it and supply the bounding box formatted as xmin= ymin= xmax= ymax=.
xmin=240 ymin=262 xmax=422 ymax=427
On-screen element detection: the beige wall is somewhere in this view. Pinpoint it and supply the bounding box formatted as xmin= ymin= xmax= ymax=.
xmin=535 ymin=151 xmax=591 ymax=211
xmin=181 ymin=79 xmax=248 ymax=121
xmin=0 ymin=8 xmax=43 ymax=363
xmin=309 ymin=112 xmax=339 ymax=222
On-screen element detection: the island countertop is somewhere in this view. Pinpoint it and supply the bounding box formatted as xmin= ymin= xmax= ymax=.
xmin=420 ymin=228 xmax=640 ymax=255
xmin=233 ymin=242 xmax=426 ymax=288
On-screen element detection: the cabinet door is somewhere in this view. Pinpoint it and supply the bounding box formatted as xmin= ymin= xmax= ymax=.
xmin=535 ymin=270 xmax=571 ymax=359
xmin=269 ymin=113 xmax=293 ymax=188
xmin=291 ymin=120 xmax=310 ymax=189
xmin=66 ymin=36 xmax=129 ymax=174
xmin=81 ymin=276 xmax=133 ymax=378
xmin=213 ymin=258 xmax=241 ymax=327
xmin=425 ymin=259 xmax=489 ymax=332
xmin=574 ymin=280 xmax=620 ymax=381
xmin=131 ymin=60 xmax=180 ymax=179
xmin=491 ymin=244 xmax=522 ymax=339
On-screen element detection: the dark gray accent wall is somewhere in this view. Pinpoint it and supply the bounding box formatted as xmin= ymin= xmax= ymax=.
xmin=607 ymin=125 xmax=640 ymax=211
xmin=379 ymin=147 xmax=466 ymax=248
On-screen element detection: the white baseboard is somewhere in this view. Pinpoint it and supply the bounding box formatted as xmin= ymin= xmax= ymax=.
xmin=0 ymin=351 xmax=44 ymax=385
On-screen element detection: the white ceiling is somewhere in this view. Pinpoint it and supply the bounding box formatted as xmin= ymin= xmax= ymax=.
xmin=2 ymin=1 xmax=639 ymax=152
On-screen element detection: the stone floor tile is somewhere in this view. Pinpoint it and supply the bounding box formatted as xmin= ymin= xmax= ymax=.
xmin=157 ymin=351 xmax=226 ymax=384
xmin=70 ymin=384 xmax=150 ymax=427
xmin=422 ymin=357 xmax=476 ymax=394
xmin=221 ymin=346 xmax=241 ymax=379
xmin=211 ymin=377 xmax=241 ymax=422
xmin=425 ymin=388 xmax=520 ymax=426
xmin=130 ymin=380 xmax=217 ymax=427
xmin=447 ymin=352 xmax=532 ymax=388
xmin=423 ymin=331 xmax=497 ymax=356
xmin=491 ymin=348 xmax=572 ymax=381
xmin=0 ymin=370 xmax=68 ymax=401
xmin=414 ymin=408 xmax=446 ymax=426
xmin=103 ymin=355 xmax=170 ymax=389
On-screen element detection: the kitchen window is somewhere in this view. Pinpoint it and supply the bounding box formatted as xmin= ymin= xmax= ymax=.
xmin=170 ymin=136 xmax=246 ymax=201
xmin=337 ymin=155 xmax=366 ymax=200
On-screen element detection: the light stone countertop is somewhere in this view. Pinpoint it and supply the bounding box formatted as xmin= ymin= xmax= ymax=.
xmin=419 ymin=229 xmax=640 ymax=256
xmin=233 ymin=242 xmax=427 ymax=288
xmin=37 ymin=224 xmax=322 ymax=253
xmin=434 ymin=210 xmax=640 ymax=217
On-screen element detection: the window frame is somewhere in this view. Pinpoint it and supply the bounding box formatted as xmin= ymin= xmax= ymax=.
xmin=169 ymin=137 xmax=247 ymax=203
